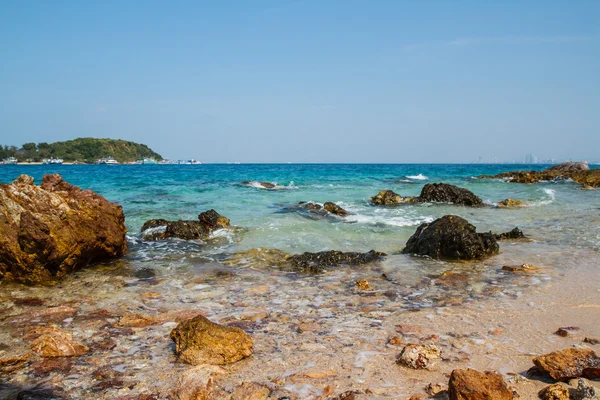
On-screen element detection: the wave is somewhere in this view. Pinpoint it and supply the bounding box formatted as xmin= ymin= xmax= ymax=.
xmin=242 ymin=180 xmax=298 ymax=190
xmin=406 ymin=174 xmax=428 ymax=180
xmin=344 ymin=213 xmax=434 ymax=227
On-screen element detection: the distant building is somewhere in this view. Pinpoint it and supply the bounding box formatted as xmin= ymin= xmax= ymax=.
xmin=525 ymin=154 xmax=538 ymax=164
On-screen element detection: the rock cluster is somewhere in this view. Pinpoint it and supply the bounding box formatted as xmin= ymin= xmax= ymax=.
xmin=286 ymin=250 xmax=386 ymax=274
xmin=480 ymin=161 xmax=600 ymax=188
xmin=402 ymin=215 xmax=499 ymax=260
xmin=297 ymin=201 xmax=349 ymax=216
xmin=533 ymin=348 xmax=600 ymax=381
xmin=0 ymin=174 xmax=127 ymax=284
xmin=170 ymin=315 xmax=253 ymax=366
xmin=141 ymin=209 xmax=230 ymax=240
xmin=372 ymin=183 xmax=483 ymax=206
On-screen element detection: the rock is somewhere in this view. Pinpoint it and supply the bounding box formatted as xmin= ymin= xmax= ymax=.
xmin=554 ymin=327 xmax=581 ymax=337
xmin=448 ymin=368 xmax=513 ymax=400
xmin=141 ymin=209 xmax=230 ymax=240
xmin=574 ymin=378 xmax=597 ymax=399
xmin=538 ymin=383 xmax=570 ymax=400
xmin=355 ymin=279 xmax=371 ymax=290
xmin=418 ymin=183 xmax=483 ymax=206
xmin=117 ymin=313 xmax=161 ymax=328
xmin=371 ymin=190 xmax=418 ymax=206
xmin=242 ymin=181 xmax=276 ymax=189
xmin=230 ymin=382 xmax=270 ymax=400
xmin=286 ymin=250 xmax=386 ymax=274
xmin=425 ymin=383 xmax=446 ymax=397
xmin=547 ymin=162 xmax=590 ymax=172
xmin=29 ymin=326 xmax=88 ymax=357
xmin=397 ymin=344 xmax=441 ymax=369
xmin=323 ymin=202 xmax=348 ymax=216
xmin=502 ymin=264 xmax=539 ymax=273
xmin=298 ymin=201 xmax=322 ymax=211
xmin=170 ymin=315 xmax=253 ymax=365
xmin=498 ymin=198 xmax=527 ymax=208
xmin=402 ymin=215 xmax=499 ymax=260
xmin=171 ymin=365 xmax=224 ymax=400
xmin=584 ymin=338 xmax=600 ymax=345
xmin=0 ymin=174 xmax=127 ymax=284
xmin=0 ymin=353 xmax=31 ymax=373
xmin=494 ymin=227 xmax=526 ymax=240
xmin=533 ymin=348 xmax=600 ymax=381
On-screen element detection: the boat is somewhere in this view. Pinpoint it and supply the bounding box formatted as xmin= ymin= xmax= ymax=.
xmin=1 ymin=157 xmax=18 ymax=165
xmin=96 ymin=157 xmax=119 ymax=165
xmin=136 ymin=158 xmax=158 ymax=165
xmin=42 ymin=157 xmax=64 ymax=165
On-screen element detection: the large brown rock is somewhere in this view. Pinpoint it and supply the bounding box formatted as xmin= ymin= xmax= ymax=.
xmin=533 ymin=348 xmax=600 ymax=381
xmin=448 ymin=368 xmax=513 ymax=400
xmin=480 ymin=162 xmax=600 ymax=188
xmin=0 ymin=174 xmax=127 ymax=284
xmin=141 ymin=209 xmax=230 ymax=240
xmin=418 ymin=183 xmax=483 ymax=206
xmin=371 ymin=190 xmax=418 ymax=206
xmin=403 ymin=215 xmax=499 ymax=260
xmin=170 ymin=315 xmax=253 ymax=365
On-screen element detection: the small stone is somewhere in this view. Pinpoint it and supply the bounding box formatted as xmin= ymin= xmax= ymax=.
xmin=489 ymin=329 xmax=504 ymax=336
xmin=502 ymin=264 xmax=539 ymax=273
xmin=388 ymin=336 xmax=404 ymax=346
xmin=498 ymin=198 xmax=527 ymax=208
xmin=538 ymin=383 xmax=569 ymax=400
xmin=397 ymin=344 xmax=441 ymax=369
xmin=584 ymin=338 xmax=600 ymax=345
xmin=231 ymin=382 xmax=270 ymax=400
xmin=448 ymin=368 xmax=513 ymax=400
xmin=574 ymin=378 xmax=597 ymax=399
xmin=425 ymin=382 xmax=445 ymax=396
xmin=117 ymin=313 xmax=161 ymax=328
xmin=0 ymin=353 xmax=31 ymax=373
xmin=554 ymin=327 xmax=580 ymax=337
xmin=170 ymin=315 xmax=253 ymax=365
xmin=356 ymin=279 xmax=371 ymax=290
xmin=29 ymin=327 xmax=88 ymax=357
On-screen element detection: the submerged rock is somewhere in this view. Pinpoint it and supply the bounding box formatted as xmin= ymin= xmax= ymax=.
xmin=498 ymin=198 xmax=527 ymax=208
xmin=286 ymin=250 xmax=386 ymax=274
xmin=397 ymin=344 xmax=441 ymax=370
xmin=448 ymin=368 xmax=513 ymax=400
xmin=241 ymin=181 xmax=276 ymax=189
xmin=402 ymin=215 xmax=499 ymax=260
xmin=418 ymin=183 xmax=483 ymax=206
xmin=533 ymin=348 xmax=600 ymax=381
xmin=141 ymin=209 xmax=230 ymax=240
xmin=371 ymin=190 xmax=417 ymax=206
xmin=0 ymin=174 xmax=127 ymax=284
xmin=170 ymin=315 xmax=253 ymax=365
xmin=493 ymin=227 xmax=527 ymax=240
xmin=29 ymin=326 xmax=88 ymax=357
xmin=230 ymin=382 xmax=271 ymax=400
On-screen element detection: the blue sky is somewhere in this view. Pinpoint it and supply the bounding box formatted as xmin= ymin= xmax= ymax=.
xmin=1 ymin=1 xmax=599 ymax=162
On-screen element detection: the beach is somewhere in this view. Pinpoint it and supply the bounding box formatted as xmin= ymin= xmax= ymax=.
xmin=1 ymin=163 xmax=599 ymax=399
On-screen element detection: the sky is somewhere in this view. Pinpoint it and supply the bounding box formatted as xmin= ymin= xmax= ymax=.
xmin=0 ymin=1 xmax=599 ymax=163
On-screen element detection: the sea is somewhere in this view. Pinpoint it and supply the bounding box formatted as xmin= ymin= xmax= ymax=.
xmin=1 ymin=163 xmax=599 ymax=398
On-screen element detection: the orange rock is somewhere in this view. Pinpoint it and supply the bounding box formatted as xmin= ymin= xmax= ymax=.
xmin=231 ymin=382 xmax=270 ymax=400
xmin=0 ymin=353 xmax=31 ymax=373
xmin=356 ymin=279 xmax=371 ymax=290
xmin=30 ymin=327 xmax=88 ymax=357
xmin=117 ymin=313 xmax=161 ymax=328
xmin=448 ymin=369 xmax=513 ymax=400
xmin=533 ymin=348 xmax=600 ymax=381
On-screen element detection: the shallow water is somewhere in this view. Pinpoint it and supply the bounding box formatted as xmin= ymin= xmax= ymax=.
xmin=1 ymin=164 xmax=599 ymax=398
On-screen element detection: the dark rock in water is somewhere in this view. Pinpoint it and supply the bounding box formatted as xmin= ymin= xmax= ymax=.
xmin=0 ymin=174 xmax=127 ymax=285
xmin=170 ymin=315 xmax=253 ymax=365
xmin=547 ymin=161 xmax=590 ymax=172
xmin=141 ymin=209 xmax=230 ymax=240
xmin=323 ymin=202 xmax=348 ymax=216
xmin=480 ymin=161 xmax=600 ymax=188
xmin=418 ymin=183 xmax=483 ymax=206
xmin=497 ymin=198 xmax=527 ymax=208
xmin=298 ymin=201 xmax=322 ymax=211
xmin=448 ymin=368 xmax=513 ymax=400
xmin=533 ymin=348 xmax=600 ymax=381
xmin=286 ymin=250 xmax=386 ymax=274
xmin=134 ymin=268 xmax=157 ymax=279
xmin=493 ymin=227 xmax=526 ymax=240
xmin=371 ymin=190 xmax=418 ymax=206
xmin=242 ymin=180 xmax=276 ymax=189
xmin=402 ymin=215 xmax=499 ymax=260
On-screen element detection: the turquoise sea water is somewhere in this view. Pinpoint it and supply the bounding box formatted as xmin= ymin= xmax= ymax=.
xmin=1 ymin=164 xmax=599 ymax=258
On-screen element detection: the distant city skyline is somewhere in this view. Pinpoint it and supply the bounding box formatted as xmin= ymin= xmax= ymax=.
xmin=1 ymin=1 xmax=599 ymax=163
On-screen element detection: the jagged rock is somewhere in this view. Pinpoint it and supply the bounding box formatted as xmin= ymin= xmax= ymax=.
xmin=397 ymin=344 xmax=441 ymax=369
xmin=498 ymin=198 xmax=527 ymax=208
xmin=298 ymin=201 xmax=322 ymax=211
xmin=573 ymin=378 xmax=597 ymax=399
xmin=547 ymin=162 xmax=590 ymax=172
xmin=170 ymin=315 xmax=253 ymax=365
xmin=402 ymin=215 xmax=499 ymax=260
xmin=448 ymin=368 xmax=513 ymax=400
xmin=286 ymin=250 xmax=386 ymax=274
xmin=0 ymin=174 xmax=127 ymax=284
xmin=141 ymin=209 xmax=230 ymax=240
xmin=418 ymin=183 xmax=483 ymax=206
xmin=29 ymin=326 xmax=88 ymax=357
xmin=533 ymin=348 xmax=600 ymax=381
xmin=494 ymin=227 xmax=526 ymax=240
xmin=0 ymin=353 xmax=31 ymax=374
xmin=371 ymin=190 xmax=418 ymax=206
xmin=355 ymin=279 xmax=371 ymax=290
xmin=323 ymin=202 xmax=348 ymax=216
xmin=538 ymin=383 xmax=570 ymax=400
xmin=480 ymin=162 xmax=600 ymax=188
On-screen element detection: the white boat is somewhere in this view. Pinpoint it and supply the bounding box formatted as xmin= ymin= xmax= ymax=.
xmin=96 ymin=157 xmax=119 ymax=165
xmin=42 ymin=157 xmax=63 ymax=164
xmin=1 ymin=157 xmax=18 ymax=165
xmin=136 ymin=157 xmax=158 ymax=164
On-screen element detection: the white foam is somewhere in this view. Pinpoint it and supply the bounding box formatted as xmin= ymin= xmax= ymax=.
xmin=407 ymin=174 xmax=428 ymax=180
xmin=244 ymin=180 xmax=298 ymax=190
xmin=345 ymin=213 xmax=434 ymax=227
